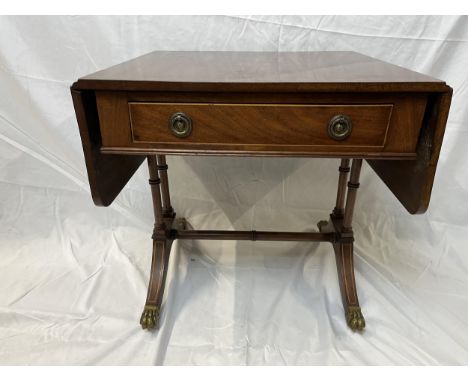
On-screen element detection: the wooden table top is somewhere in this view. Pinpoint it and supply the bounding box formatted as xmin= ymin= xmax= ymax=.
xmin=73 ymin=51 xmax=447 ymax=93
xmin=70 ymin=50 xmax=452 ymax=214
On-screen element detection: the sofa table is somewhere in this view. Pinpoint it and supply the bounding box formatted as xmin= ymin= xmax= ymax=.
xmin=71 ymin=51 xmax=452 ymax=332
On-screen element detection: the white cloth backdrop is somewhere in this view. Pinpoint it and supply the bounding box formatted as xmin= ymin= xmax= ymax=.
xmin=1 ymin=15 xmax=468 ymax=365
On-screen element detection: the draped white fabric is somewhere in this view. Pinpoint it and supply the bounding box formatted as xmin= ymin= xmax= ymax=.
xmin=1 ymin=15 xmax=468 ymax=365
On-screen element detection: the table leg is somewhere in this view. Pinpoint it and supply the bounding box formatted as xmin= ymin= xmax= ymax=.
xmin=140 ymin=156 xmax=365 ymax=331
xmin=157 ymin=155 xmax=175 ymax=220
xmin=318 ymin=158 xmax=365 ymax=331
xmin=332 ymin=158 xmax=350 ymax=219
xmin=140 ymin=155 xmax=174 ymax=330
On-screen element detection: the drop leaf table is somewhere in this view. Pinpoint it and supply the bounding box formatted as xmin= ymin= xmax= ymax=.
xmin=71 ymin=51 xmax=452 ymax=331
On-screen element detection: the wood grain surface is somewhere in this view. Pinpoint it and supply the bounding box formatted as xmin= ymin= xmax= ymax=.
xmin=95 ymin=90 xmax=427 ymax=158
xmin=129 ymin=102 xmax=393 ymax=147
xmin=72 ymin=51 xmax=447 ymax=93
xmin=70 ymin=51 xmax=452 ymax=213
xmin=70 ymin=89 xmax=145 ymax=206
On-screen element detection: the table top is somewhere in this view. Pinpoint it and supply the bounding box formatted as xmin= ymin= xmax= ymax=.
xmin=73 ymin=51 xmax=447 ymax=93
xmin=70 ymin=50 xmax=452 ymax=213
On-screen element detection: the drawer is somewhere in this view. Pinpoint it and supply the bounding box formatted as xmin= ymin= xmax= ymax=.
xmin=128 ymin=103 xmax=393 ymax=148
xmin=96 ymin=91 xmax=428 ymax=157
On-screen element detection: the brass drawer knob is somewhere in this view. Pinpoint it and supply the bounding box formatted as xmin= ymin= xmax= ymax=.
xmin=169 ymin=112 xmax=192 ymax=138
xmin=328 ymin=115 xmax=352 ymax=141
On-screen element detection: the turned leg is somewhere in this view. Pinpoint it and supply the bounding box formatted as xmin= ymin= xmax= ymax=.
xmin=317 ymin=159 xmax=350 ymax=231
xmin=157 ymin=155 xmax=175 ymax=220
xmin=140 ymin=155 xmax=174 ymax=330
xmin=332 ymin=159 xmax=351 ymax=219
xmin=157 ymin=154 xmax=187 ymax=229
xmin=318 ymin=158 xmax=365 ymax=331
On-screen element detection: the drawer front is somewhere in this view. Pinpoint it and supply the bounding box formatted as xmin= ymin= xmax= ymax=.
xmin=129 ymin=103 xmax=393 ymax=148
xmin=96 ymin=91 xmax=428 ymax=157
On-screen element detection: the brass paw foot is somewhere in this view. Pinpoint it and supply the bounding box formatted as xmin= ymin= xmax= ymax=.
xmin=346 ymin=306 xmax=365 ymax=331
xmin=317 ymin=220 xmax=329 ymax=232
xmin=140 ymin=305 xmax=160 ymax=330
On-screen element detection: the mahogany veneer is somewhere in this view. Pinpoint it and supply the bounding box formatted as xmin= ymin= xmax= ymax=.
xmin=71 ymin=51 xmax=452 ymax=331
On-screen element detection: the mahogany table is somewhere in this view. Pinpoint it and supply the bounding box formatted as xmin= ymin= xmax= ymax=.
xmin=71 ymin=51 xmax=452 ymax=332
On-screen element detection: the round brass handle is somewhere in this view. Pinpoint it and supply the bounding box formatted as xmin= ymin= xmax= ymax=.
xmin=169 ymin=112 xmax=192 ymax=138
xmin=328 ymin=115 xmax=352 ymax=141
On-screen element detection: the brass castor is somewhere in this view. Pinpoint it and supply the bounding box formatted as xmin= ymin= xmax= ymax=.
xmin=346 ymin=306 xmax=366 ymax=331
xmin=140 ymin=305 xmax=160 ymax=330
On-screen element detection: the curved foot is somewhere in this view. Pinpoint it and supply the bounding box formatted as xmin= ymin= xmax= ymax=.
xmin=346 ymin=306 xmax=365 ymax=331
xmin=140 ymin=305 xmax=160 ymax=330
